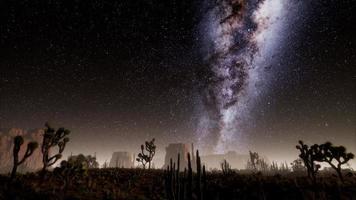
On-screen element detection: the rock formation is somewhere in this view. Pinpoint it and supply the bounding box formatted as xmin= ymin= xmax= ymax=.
xmin=109 ymin=151 xmax=135 ymax=168
xmin=163 ymin=143 xmax=192 ymax=170
xmin=0 ymin=128 xmax=44 ymax=173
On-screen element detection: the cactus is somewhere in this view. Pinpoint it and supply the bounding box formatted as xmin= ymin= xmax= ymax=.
xmin=11 ymin=136 xmax=38 ymax=180
xmin=176 ymin=154 xmax=180 ymax=199
xmin=202 ymin=165 xmax=206 ymax=200
xmin=164 ymin=150 xmax=207 ymax=200
xmin=165 ymin=154 xmax=182 ymax=200
xmin=196 ymin=150 xmax=201 ymax=200
xmin=41 ymin=123 xmax=70 ymax=174
xmin=191 ymin=143 xmax=195 ymax=170
xmin=221 ymin=159 xmax=232 ymax=175
xmin=187 ymin=152 xmax=192 ymax=200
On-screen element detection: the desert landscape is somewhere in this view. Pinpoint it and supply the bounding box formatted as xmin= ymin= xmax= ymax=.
xmin=0 ymin=124 xmax=355 ymax=200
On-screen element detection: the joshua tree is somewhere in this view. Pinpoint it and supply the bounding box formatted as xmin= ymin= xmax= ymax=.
xmin=41 ymin=123 xmax=70 ymax=173
xmin=11 ymin=136 xmax=38 ymax=180
xmin=296 ymin=141 xmax=323 ymax=183
xmin=136 ymin=147 xmax=148 ymax=168
xmin=296 ymin=140 xmax=355 ymax=182
xmin=136 ymin=138 xmax=156 ymax=169
xmin=319 ymin=142 xmax=354 ymax=182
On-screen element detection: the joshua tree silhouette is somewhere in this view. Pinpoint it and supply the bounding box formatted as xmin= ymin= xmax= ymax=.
xmin=136 ymin=138 xmax=156 ymax=169
xmin=41 ymin=123 xmax=70 ymax=174
xmin=11 ymin=136 xmax=38 ymax=180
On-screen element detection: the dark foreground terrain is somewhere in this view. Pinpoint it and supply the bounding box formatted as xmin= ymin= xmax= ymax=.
xmin=0 ymin=168 xmax=355 ymax=200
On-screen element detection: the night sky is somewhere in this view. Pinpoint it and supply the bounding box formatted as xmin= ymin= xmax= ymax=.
xmin=1 ymin=0 xmax=355 ymax=167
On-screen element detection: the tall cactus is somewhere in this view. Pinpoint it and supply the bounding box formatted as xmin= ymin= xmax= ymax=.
xmin=41 ymin=123 xmax=70 ymax=173
xmin=221 ymin=159 xmax=232 ymax=175
xmin=196 ymin=150 xmax=201 ymax=200
xmin=191 ymin=143 xmax=195 ymax=170
xmin=176 ymin=154 xmax=180 ymax=200
xmin=181 ymin=168 xmax=186 ymax=199
xmin=187 ymin=152 xmax=193 ymax=200
xmin=165 ymin=154 xmax=183 ymax=200
xmin=164 ymin=149 xmax=206 ymax=200
xmin=11 ymin=136 xmax=38 ymax=180
xmin=202 ymin=165 xmax=206 ymax=200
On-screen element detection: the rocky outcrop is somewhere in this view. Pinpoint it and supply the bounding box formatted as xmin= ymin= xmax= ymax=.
xmin=0 ymin=128 xmax=44 ymax=173
xmin=163 ymin=143 xmax=192 ymax=170
xmin=109 ymin=152 xmax=135 ymax=168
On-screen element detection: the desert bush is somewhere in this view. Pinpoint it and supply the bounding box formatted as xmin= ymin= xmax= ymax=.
xmin=67 ymin=154 xmax=100 ymax=169
xmin=53 ymin=160 xmax=87 ymax=192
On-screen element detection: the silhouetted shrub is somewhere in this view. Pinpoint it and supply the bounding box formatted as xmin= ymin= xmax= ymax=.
xmin=53 ymin=160 xmax=86 ymax=192
xmin=68 ymin=154 xmax=100 ymax=169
